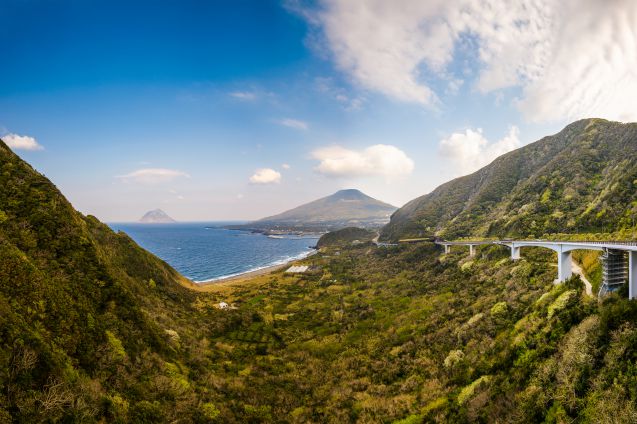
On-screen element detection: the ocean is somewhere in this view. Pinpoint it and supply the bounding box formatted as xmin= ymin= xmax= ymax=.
xmin=109 ymin=222 xmax=319 ymax=283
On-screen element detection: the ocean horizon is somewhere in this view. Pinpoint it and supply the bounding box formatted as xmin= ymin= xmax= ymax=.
xmin=109 ymin=222 xmax=319 ymax=283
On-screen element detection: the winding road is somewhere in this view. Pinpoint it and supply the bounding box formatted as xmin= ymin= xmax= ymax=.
xmin=572 ymin=261 xmax=593 ymax=296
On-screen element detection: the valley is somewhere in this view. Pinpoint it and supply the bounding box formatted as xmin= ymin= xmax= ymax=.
xmin=2 ymin=118 xmax=637 ymax=422
xmin=5 ymin=2 xmax=637 ymax=422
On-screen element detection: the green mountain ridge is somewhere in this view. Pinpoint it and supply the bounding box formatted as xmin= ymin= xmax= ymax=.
xmin=0 ymin=138 xmax=227 ymax=421
xmin=381 ymin=118 xmax=637 ymax=241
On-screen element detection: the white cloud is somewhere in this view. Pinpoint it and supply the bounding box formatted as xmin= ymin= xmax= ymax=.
xmin=312 ymin=144 xmax=414 ymax=178
xmin=439 ymin=126 xmax=520 ymax=174
xmin=249 ymin=168 xmax=282 ymax=184
xmin=298 ymin=0 xmax=637 ymax=122
xmin=277 ymin=118 xmax=308 ymax=130
xmin=118 ymin=168 xmax=190 ymax=184
xmin=307 ymin=1 xmax=447 ymax=106
xmin=281 ymin=163 xmax=291 ymax=169
xmin=514 ymin=1 xmax=637 ymax=122
xmin=229 ymin=91 xmax=257 ymax=101
xmin=2 ymin=133 xmax=43 ymax=151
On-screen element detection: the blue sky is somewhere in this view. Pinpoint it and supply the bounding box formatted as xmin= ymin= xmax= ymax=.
xmin=2 ymin=0 xmax=635 ymax=221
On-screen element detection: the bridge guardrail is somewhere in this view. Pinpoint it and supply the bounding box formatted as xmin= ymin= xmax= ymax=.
xmin=526 ymin=240 xmax=637 ymax=246
xmin=436 ymin=240 xmax=637 ymax=246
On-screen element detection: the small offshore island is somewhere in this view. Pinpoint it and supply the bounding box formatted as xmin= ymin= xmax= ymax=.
xmin=138 ymin=208 xmax=176 ymax=223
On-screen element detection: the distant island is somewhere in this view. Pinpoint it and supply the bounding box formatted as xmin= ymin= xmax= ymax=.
xmin=139 ymin=208 xmax=176 ymax=223
xmin=230 ymin=189 xmax=397 ymax=234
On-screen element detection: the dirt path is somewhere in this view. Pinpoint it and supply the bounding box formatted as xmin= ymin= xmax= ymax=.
xmin=572 ymin=260 xmax=593 ymax=296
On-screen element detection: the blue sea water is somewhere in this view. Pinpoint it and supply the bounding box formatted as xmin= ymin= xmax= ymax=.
xmin=108 ymin=222 xmax=319 ymax=283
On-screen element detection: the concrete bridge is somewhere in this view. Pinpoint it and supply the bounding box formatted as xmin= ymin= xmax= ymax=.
xmin=436 ymin=240 xmax=637 ymax=298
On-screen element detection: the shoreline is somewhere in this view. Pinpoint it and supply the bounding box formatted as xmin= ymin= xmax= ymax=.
xmin=194 ymin=249 xmax=317 ymax=289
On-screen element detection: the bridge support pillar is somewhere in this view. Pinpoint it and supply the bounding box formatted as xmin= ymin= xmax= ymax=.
xmin=469 ymin=245 xmax=476 ymax=257
xmin=630 ymin=251 xmax=637 ymax=300
xmin=444 ymin=245 xmax=450 ymax=254
xmin=511 ymin=246 xmax=520 ymax=260
xmin=557 ymin=251 xmax=573 ymax=282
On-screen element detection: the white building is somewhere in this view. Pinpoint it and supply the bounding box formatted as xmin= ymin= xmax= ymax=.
xmin=285 ymin=265 xmax=309 ymax=274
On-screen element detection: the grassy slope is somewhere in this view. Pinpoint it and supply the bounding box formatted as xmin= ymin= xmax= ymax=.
xmin=381 ymin=119 xmax=637 ymax=241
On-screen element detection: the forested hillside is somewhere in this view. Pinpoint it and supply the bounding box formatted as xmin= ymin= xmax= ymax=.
xmin=381 ymin=119 xmax=637 ymax=241
xmin=0 ymin=139 xmax=237 ymax=422
xmin=316 ymin=227 xmax=376 ymax=248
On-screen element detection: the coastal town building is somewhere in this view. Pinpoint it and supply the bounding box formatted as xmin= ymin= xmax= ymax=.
xmin=285 ymin=265 xmax=309 ymax=274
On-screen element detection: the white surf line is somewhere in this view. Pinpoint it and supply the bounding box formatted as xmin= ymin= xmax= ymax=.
xmin=571 ymin=260 xmax=593 ymax=296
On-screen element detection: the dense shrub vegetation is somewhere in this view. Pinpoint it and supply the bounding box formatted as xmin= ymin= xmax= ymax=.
xmin=3 ymin=131 xmax=637 ymax=422
xmin=316 ymin=227 xmax=376 ymax=248
xmin=210 ymin=243 xmax=637 ymax=422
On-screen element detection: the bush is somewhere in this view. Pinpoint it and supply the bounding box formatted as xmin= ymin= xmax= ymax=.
xmin=490 ymin=302 xmax=508 ymax=318
xmin=458 ymin=375 xmax=491 ymax=405
xmin=129 ymin=401 xmax=164 ymax=423
xmin=564 ymin=275 xmax=584 ymax=292
xmin=547 ymin=290 xmax=577 ymax=319
xmin=444 ymin=350 xmax=465 ymax=369
xmin=201 ymin=403 xmax=221 ymax=420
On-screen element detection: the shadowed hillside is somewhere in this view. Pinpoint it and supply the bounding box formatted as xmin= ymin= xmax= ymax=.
xmin=381 ymin=119 xmax=637 ymax=241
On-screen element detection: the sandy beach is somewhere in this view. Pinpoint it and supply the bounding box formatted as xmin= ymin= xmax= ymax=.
xmin=191 ymin=250 xmax=317 ymax=292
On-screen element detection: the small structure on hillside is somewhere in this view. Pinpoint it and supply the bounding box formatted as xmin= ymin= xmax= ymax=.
xmin=218 ymin=301 xmax=229 ymax=310
xmin=285 ymin=265 xmax=309 ymax=274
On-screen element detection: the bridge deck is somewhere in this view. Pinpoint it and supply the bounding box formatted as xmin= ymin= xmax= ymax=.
xmin=438 ymin=240 xmax=494 ymax=246
xmin=438 ymin=240 xmax=637 ymax=251
xmin=434 ymin=239 xmax=637 ymax=299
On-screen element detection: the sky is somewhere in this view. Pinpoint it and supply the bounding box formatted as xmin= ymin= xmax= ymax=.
xmin=2 ymin=0 xmax=637 ymax=222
